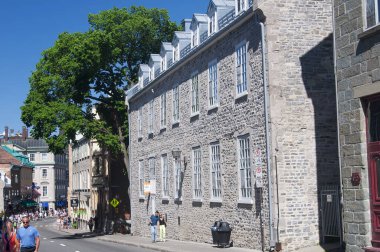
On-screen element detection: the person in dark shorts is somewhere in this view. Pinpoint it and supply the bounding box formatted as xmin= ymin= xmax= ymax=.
xmin=16 ymin=216 xmax=40 ymax=252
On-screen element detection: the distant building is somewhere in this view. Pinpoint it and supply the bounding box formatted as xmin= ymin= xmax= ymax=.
xmin=0 ymin=145 xmax=34 ymax=210
xmin=1 ymin=126 xmax=68 ymax=211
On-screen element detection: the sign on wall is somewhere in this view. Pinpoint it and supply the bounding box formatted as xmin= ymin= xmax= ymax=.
xmin=254 ymin=149 xmax=263 ymax=188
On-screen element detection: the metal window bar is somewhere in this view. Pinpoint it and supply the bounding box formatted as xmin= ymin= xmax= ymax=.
xmin=175 ymin=159 xmax=181 ymax=198
xmin=209 ymin=63 xmax=218 ymax=106
xmin=162 ymin=156 xmax=169 ymax=197
xmin=218 ymin=9 xmax=235 ymax=30
xmin=211 ymin=144 xmax=221 ymax=198
xmin=200 ymin=31 xmax=208 ymax=43
xmin=143 ymin=78 xmax=149 ymax=87
xmin=239 ymin=137 xmax=251 ymax=198
xmin=139 ymin=161 xmax=144 ymax=196
xmin=154 ymin=67 xmax=161 ymax=78
xmin=191 ymin=75 xmax=199 ymax=113
xmin=173 ymin=87 xmax=179 ymax=121
xmin=320 ymin=185 xmax=342 ymax=243
xmin=149 ymin=158 xmax=155 ymax=180
xmin=236 ymin=44 xmax=247 ymax=94
xmin=193 ymin=148 xmax=202 ymax=198
xmin=160 ymin=94 xmax=166 ymax=127
xmin=180 ymin=44 xmax=191 ymax=58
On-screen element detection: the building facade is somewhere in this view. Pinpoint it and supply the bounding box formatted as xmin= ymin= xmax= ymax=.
xmin=334 ymin=0 xmax=380 ymax=251
xmin=127 ymin=0 xmax=339 ymax=251
xmin=1 ymin=127 xmax=69 ymax=211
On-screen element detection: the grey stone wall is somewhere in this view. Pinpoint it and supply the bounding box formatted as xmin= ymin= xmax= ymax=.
xmin=129 ymin=17 xmax=269 ymax=251
xmin=334 ymin=0 xmax=380 ymax=251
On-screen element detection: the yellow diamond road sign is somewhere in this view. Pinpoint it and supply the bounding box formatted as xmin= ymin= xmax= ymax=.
xmin=110 ymin=198 xmax=120 ymax=208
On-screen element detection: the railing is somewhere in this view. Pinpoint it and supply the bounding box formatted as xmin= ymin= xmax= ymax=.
xmin=180 ymin=44 xmax=191 ymax=58
xmin=126 ymin=84 xmax=140 ymax=99
xmin=143 ymin=78 xmax=150 ymax=87
xmin=155 ymin=68 xmax=161 ymax=78
xmin=200 ymin=31 xmax=208 ymax=43
xmin=218 ymin=9 xmax=235 ymax=30
xmin=249 ymin=0 xmax=253 ymax=7
xmin=168 ymin=58 xmax=173 ymax=68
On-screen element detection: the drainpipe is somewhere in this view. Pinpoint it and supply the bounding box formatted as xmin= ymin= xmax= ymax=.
xmin=259 ymin=20 xmax=276 ymax=251
xmin=332 ymin=4 xmax=344 ymax=247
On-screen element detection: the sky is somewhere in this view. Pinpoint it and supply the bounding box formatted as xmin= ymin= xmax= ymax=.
xmin=0 ymin=0 xmax=207 ymax=134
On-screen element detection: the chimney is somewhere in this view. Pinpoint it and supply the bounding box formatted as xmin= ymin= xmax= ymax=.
xmin=22 ymin=126 xmax=28 ymax=141
xmin=181 ymin=19 xmax=192 ymax=32
xmin=4 ymin=126 xmax=8 ymax=141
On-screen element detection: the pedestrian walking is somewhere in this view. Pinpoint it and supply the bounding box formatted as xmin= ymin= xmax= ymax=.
xmin=88 ymin=217 xmax=94 ymax=232
xmin=1 ymin=221 xmax=19 ymax=252
xmin=149 ymin=211 xmax=159 ymax=242
xmin=159 ymin=213 xmax=166 ymax=242
xmin=16 ymin=216 xmax=40 ymax=252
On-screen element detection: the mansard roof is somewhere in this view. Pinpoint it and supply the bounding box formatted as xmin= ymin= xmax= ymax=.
xmin=208 ymin=0 xmax=235 ymax=13
xmin=161 ymin=42 xmax=173 ymax=52
xmin=192 ymin=14 xmax=208 ymax=24
xmin=139 ymin=64 xmax=150 ymax=73
xmin=149 ymin=54 xmax=161 ymax=63
xmin=173 ymin=31 xmax=192 ymax=40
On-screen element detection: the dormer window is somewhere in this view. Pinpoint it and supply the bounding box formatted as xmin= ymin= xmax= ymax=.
xmin=174 ymin=45 xmax=179 ymax=62
xmin=161 ymin=57 xmax=165 ymax=71
xmin=209 ymin=14 xmax=216 ymax=34
xmin=149 ymin=69 xmax=153 ymax=80
xmin=237 ymin=0 xmax=246 ymax=13
xmin=192 ymin=28 xmax=198 ymax=47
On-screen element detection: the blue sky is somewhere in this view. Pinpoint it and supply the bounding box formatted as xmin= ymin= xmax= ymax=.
xmin=0 ymin=0 xmax=207 ymax=134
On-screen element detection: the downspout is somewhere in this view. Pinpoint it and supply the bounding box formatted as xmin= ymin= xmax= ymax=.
xmin=332 ymin=4 xmax=344 ymax=247
xmin=126 ymin=96 xmax=132 ymax=234
xmin=259 ymin=20 xmax=276 ymax=250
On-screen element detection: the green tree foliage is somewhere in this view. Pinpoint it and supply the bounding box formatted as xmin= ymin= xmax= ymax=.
xmin=21 ymin=6 xmax=180 ymax=176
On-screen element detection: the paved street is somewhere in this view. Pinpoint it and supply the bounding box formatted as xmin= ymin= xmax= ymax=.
xmin=33 ymin=218 xmax=154 ymax=252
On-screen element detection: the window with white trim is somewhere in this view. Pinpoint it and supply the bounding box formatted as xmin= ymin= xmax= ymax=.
xmin=138 ymin=107 xmax=143 ymax=137
xmin=43 ymin=186 xmax=47 ymax=196
xmin=210 ymin=143 xmax=222 ymax=199
xmin=191 ymin=73 xmax=199 ymax=114
xmin=237 ymin=0 xmax=247 ymax=13
xmin=42 ymin=169 xmax=47 ymax=178
xmin=209 ymin=14 xmax=216 ymax=34
xmin=29 ymin=153 xmax=35 ymax=162
xmin=208 ymin=60 xmax=218 ymax=106
xmin=148 ymin=100 xmax=154 ymax=133
xmin=238 ymin=135 xmax=252 ymax=199
xmin=192 ymin=29 xmax=198 ymax=47
xmin=193 ymin=147 xmax=202 ymax=199
xmin=365 ymin=0 xmax=380 ymax=28
xmin=160 ymin=93 xmax=167 ymax=128
xmin=139 ymin=160 xmax=144 ymax=197
xmin=149 ymin=157 xmax=155 ymax=180
xmin=42 ymin=153 xmax=48 ymax=161
xmin=161 ymin=56 xmax=166 ymax=71
xmin=174 ymin=44 xmax=179 ymax=62
xmin=172 ymin=86 xmax=180 ymax=122
xmin=174 ymin=158 xmax=182 ymax=199
xmin=236 ymin=42 xmax=247 ymax=95
xmin=162 ymin=155 xmax=169 ymax=197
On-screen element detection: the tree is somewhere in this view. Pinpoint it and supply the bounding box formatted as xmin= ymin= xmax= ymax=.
xmin=21 ymin=6 xmax=180 ymax=195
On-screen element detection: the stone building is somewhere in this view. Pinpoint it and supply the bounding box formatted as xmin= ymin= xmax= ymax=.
xmin=126 ymin=0 xmax=339 ymax=251
xmin=333 ymin=0 xmax=380 ymax=251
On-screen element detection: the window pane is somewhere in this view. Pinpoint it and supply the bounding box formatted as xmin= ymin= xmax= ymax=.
xmin=370 ymin=100 xmax=380 ymax=142
xmin=367 ymin=0 xmax=376 ymax=28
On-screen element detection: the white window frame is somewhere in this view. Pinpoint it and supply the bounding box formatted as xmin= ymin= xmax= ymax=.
xmin=43 ymin=186 xmax=47 ymax=197
xmin=236 ymin=41 xmax=248 ymax=97
xmin=174 ymin=44 xmax=179 ymax=62
xmin=42 ymin=168 xmax=47 ymax=178
xmin=160 ymin=93 xmax=167 ymax=128
xmin=138 ymin=107 xmax=143 ymax=138
xmin=208 ymin=60 xmax=218 ymax=108
xmin=210 ymin=143 xmax=222 ymax=200
xmin=209 ymin=12 xmax=216 ymax=34
xmin=237 ymin=135 xmax=253 ymax=202
xmin=29 ymin=153 xmax=35 ymax=162
xmin=172 ymin=86 xmax=180 ymax=123
xmin=192 ymin=147 xmax=202 ymax=200
xmin=192 ymin=27 xmax=198 ymax=47
xmin=161 ymin=154 xmax=169 ymax=198
xmin=174 ymin=158 xmax=182 ymax=200
xmin=41 ymin=153 xmax=48 ymax=161
xmin=364 ymin=0 xmax=380 ymax=29
xmin=161 ymin=56 xmax=166 ymax=71
xmin=139 ymin=160 xmax=144 ymax=197
xmin=148 ymin=100 xmax=154 ymax=134
xmin=191 ymin=72 xmax=200 ymax=115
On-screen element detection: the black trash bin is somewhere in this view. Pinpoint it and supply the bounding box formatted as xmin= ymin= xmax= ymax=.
xmin=211 ymin=221 xmax=232 ymax=248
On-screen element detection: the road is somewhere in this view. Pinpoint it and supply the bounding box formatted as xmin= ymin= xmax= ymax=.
xmin=29 ymin=218 xmax=154 ymax=252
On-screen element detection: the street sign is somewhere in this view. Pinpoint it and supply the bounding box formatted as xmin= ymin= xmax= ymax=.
xmin=71 ymin=199 xmax=78 ymax=207
xmin=110 ymin=198 xmax=120 ymax=208
xmin=255 ymin=148 xmax=263 ymax=188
